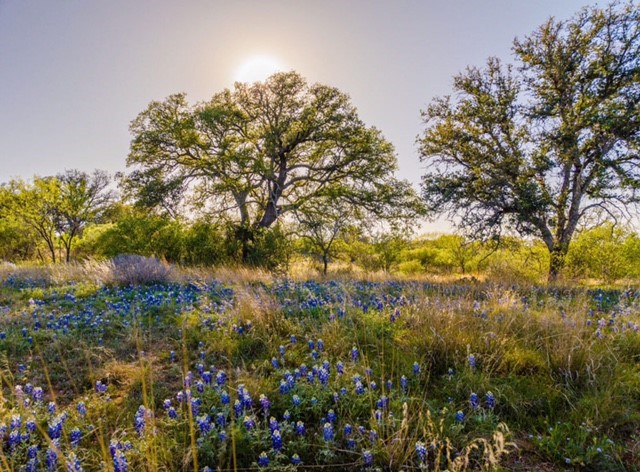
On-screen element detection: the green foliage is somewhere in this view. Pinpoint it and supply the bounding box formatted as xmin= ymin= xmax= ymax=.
xmin=181 ymin=220 xmax=229 ymax=266
xmin=566 ymin=224 xmax=640 ymax=281
xmin=94 ymin=208 xmax=185 ymax=262
xmin=242 ymin=224 xmax=292 ymax=272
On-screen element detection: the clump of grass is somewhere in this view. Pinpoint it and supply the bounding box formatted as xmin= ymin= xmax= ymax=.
xmin=110 ymin=255 xmax=173 ymax=286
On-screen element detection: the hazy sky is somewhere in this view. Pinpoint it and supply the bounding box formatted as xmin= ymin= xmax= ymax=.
xmin=0 ymin=0 xmax=599 ymax=228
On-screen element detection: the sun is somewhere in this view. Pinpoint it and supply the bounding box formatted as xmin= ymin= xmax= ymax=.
xmin=234 ymin=55 xmax=284 ymax=84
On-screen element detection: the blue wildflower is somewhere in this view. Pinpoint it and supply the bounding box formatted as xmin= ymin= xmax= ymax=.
xmin=258 ymin=452 xmax=269 ymax=468
xmin=323 ymin=422 xmax=335 ymax=442
xmin=416 ymin=441 xmax=427 ymax=462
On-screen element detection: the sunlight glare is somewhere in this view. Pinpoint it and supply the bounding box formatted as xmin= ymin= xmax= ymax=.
xmin=234 ymin=55 xmax=284 ymax=84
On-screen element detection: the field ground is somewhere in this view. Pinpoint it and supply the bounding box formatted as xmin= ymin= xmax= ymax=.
xmin=0 ymin=263 xmax=639 ymax=471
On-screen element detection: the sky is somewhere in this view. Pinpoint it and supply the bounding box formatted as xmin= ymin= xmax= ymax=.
xmin=0 ymin=0 xmax=600 ymax=230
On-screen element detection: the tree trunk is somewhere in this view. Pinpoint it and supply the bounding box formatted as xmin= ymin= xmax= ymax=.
xmin=235 ymin=225 xmax=255 ymax=264
xmin=322 ymin=254 xmax=328 ymax=276
xmin=548 ymin=244 xmax=568 ymax=282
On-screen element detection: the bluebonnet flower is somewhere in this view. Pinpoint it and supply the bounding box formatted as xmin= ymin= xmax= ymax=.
xmin=416 ymin=441 xmax=427 ymax=463
xmin=413 ymin=362 xmax=421 ymax=375
xmin=202 ymin=371 xmax=212 ymax=385
xmin=26 ymin=417 xmax=36 ymax=432
xmin=220 ymin=390 xmax=230 ymax=405
xmin=66 ymin=452 xmax=83 ymax=472
xmin=234 ymin=400 xmax=243 ymax=417
xmin=344 ymin=424 xmax=353 ymax=436
xmin=295 ymin=420 xmax=305 ymax=436
xmin=468 ymin=354 xmax=476 ymax=369
xmin=355 ymin=381 xmax=365 ymax=395
xmin=196 ymin=415 xmax=211 ymax=435
xmin=323 ymin=422 xmax=335 ymax=442
xmin=77 ymin=401 xmax=87 ymax=417
xmin=470 ymin=392 xmax=479 ymax=409
xmin=269 ymin=417 xmax=280 ymax=432
xmin=363 ymin=449 xmax=373 ymax=467
xmin=46 ymin=445 xmax=58 ymax=471
xmin=377 ymin=395 xmax=389 ymax=410
xmin=351 ymin=346 xmax=359 ymax=362
xmin=327 ymin=409 xmax=337 ymax=423
xmin=400 ymin=375 xmax=408 ymax=392
xmin=258 ymin=452 xmax=269 ymax=468
xmin=291 ymin=454 xmax=301 ymax=465
xmin=215 ymin=412 xmax=225 ymax=427
xmin=48 ymin=417 xmax=63 ymax=440
xmin=215 ymin=370 xmax=227 ymax=386
xmin=279 ymin=345 xmax=286 ymax=356
xmin=259 ymin=394 xmax=270 ymax=413
xmin=336 ymin=361 xmax=344 ymax=375
xmin=272 ymin=429 xmax=283 ymax=450
xmin=112 ymin=449 xmax=128 ymax=472
xmin=370 ymin=381 xmax=377 ymax=390
xmin=48 ymin=402 xmax=57 ymax=414
xmin=279 ymin=379 xmax=290 ymax=394
xmin=241 ymin=392 xmax=253 ymax=409
xmin=485 ymin=391 xmax=496 ymax=409
xmin=8 ymin=429 xmax=20 ymax=449
xmin=28 ymin=444 xmax=39 ymax=459
xmin=292 ymin=394 xmax=301 ymax=406
xmin=271 ymin=357 xmax=279 ymax=368
xmin=374 ymin=409 xmax=382 ymax=422
xmin=134 ymin=406 xmax=147 ymax=436
xmin=243 ymin=416 xmax=255 ymax=430
xmin=95 ymin=380 xmax=107 ymax=394
xmin=311 ymin=397 xmax=318 ymax=406
xmin=168 ymin=407 xmax=178 ymax=419
xmin=70 ymin=427 xmax=82 ymax=447
xmin=191 ymin=398 xmax=202 ymax=416
xmin=455 ymin=411 xmax=465 ymax=422
xmin=184 ymin=371 xmax=194 ymax=388
xmin=195 ymin=380 xmax=205 ymax=393
xmin=346 ymin=438 xmax=356 ymax=449
xmin=318 ymin=367 xmax=329 ymax=386
xmin=33 ymin=386 xmax=44 ymax=402
xmin=317 ymin=339 xmax=324 ymax=351
xmin=290 ymin=334 xmax=297 ymax=344
xmin=369 ymin=430 xmax=378 ymax=442
xmin=169 ymin=350 xmax=176 ymax=362
xmin=283 ymin=410 xmax=291 ymax=421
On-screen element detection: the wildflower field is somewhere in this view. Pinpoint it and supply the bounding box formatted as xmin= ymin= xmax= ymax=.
xmin=0 ymin=266 xmax=639 ymax=471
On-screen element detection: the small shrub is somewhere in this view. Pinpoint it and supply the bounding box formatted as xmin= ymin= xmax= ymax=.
xmin=110 ymin=254 xmax=173 ymax=285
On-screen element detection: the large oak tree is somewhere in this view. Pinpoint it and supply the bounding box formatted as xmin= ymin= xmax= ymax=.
xmin=124 ymin=71 xmax=422 ymax=261
xmin=419 ymin=2 xmax=640 ymax=280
